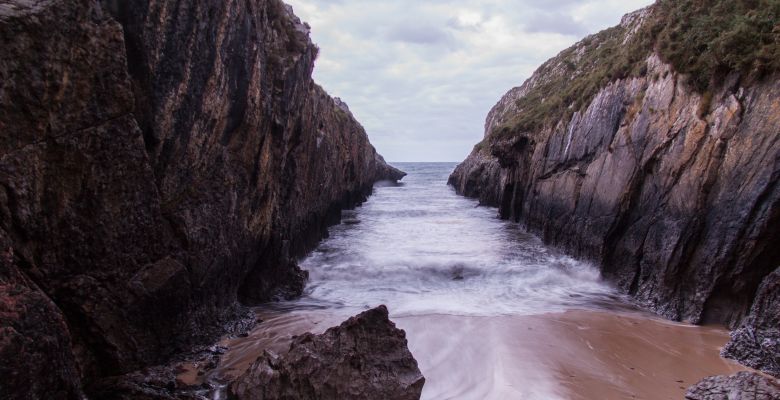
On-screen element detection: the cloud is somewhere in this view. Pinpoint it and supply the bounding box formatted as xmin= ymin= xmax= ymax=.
xmin=523 ymin=11 xmax=589 ymax=36
xmin=286 ymin=0 xmax=654 ymax=162
xmin=387 ymin=22 xmax=452 ymax=45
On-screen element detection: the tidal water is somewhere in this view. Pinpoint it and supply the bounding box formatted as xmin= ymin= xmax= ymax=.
xmin=206 ymin=163 xmax=745 ymax=400
xmin=289 ymin=162 xmax=624 ymax=317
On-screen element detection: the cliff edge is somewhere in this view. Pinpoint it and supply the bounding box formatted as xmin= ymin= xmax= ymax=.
xmin=450 ymin=0 xmax=779 ymax=376
xmin=0 ymin=0 xmax=404 ymax=398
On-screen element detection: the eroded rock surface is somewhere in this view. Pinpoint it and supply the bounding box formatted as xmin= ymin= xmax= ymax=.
xmin=723 ymin=269 xmax=780 ymax=376
xmin=229 ymin=305 xmax=425 ymax=400
xmin=685 ymin=372 xmax=780 ymax=400
xmin=0 ymin=0 xmax=403 ymax=398
xmin=0 ymin=232 xmax=83 ymax=400
xmin=450 ymin=5 xmax=779 ymax=375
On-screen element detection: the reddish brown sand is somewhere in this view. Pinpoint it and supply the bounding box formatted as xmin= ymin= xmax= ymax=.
xmin=396 ymin=312 xmax=748 ymax=399
xmin=180 ymin=309 xmax=750 ymax=399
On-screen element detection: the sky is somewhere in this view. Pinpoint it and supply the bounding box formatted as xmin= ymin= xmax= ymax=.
xmin=286 ymin=0 xmax=655 ymax=162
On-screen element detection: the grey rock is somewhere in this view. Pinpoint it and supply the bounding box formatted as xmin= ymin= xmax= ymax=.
xmin=723 ymin=269 xmax=780 ymax=377
xmin=685 ymin=372 xmax=780 ymax=400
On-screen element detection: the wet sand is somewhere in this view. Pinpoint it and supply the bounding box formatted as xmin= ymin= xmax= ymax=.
xmin=184 ymin=308 xmax=749 ymax=400
xmin=178 ymin=165 xmax=753 ymax=398
xmin=397 ymin=312 xmax=747 ymax=399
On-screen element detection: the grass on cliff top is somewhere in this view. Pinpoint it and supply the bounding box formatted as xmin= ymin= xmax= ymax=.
xmin=655 ymin=0 xmax=780 ymax=90
xmin=488 ymin=0 xmax=780 ymax=143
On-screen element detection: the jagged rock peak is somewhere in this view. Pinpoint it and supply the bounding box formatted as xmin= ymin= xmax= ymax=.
xmin=283 ymin=3 xmax=311 ymax=36
xmin=230 ymin=305 xmax=425 ymax=400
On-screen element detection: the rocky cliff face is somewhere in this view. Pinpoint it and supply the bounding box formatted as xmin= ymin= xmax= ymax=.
xmin=450 ymin=5 xmax=779 ymax=375
xmin=723 ymin=268 xmax=780 ymax=376
xmin=0 ymin=0 xmax=403 ymax=398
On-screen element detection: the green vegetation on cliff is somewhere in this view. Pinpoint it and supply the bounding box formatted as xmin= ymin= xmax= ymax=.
xmin=654 ymin=0 xmax=780 ymax=90
xmin=490 ymin=0 xmax=780 ymax=141
xmin=492 ymin=23 xmax=647 ymax=140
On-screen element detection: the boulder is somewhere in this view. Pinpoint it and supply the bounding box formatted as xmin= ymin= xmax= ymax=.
xmin=685 ymin=372 xmax=780 ymax=400
xmin=229 ymin=305 xmax=425 ymax=400
xmin=0 ymin=0 xmax=403 ymax=397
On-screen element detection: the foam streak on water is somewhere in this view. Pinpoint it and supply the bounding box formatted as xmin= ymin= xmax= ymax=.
xmin=292 ymin=162 xmax=622 ymax=317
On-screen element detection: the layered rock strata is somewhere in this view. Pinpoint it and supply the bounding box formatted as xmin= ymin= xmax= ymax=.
xmin=0 ymin=0 xmax=403 ymax=398
xmin=450 ymin=6 xmax=779 ymax=375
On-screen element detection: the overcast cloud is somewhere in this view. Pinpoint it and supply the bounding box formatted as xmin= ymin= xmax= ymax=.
xmin=286 ymin=0 xmax=654 ymax=162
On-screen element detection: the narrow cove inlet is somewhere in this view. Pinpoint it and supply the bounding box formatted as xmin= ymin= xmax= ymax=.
xmin=4 ymin=1 xmax=779 ymax=398
xmin=183 ymin=163 xmax=748 ymax=400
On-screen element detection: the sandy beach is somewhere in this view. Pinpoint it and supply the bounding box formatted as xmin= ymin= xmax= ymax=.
xmin=397 ymin=311 xmax=748 ymax=399
xmin=182 ymin=308 xmax=749 ymax=400
xmin=174 ymin=163 xmax=760 ymax=399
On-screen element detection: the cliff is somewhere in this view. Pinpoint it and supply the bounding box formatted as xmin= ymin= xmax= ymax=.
xmin=450 ymin=1 xmax=779 ymax=375
xmin=0 ymin=0 xmax=403 ymax=398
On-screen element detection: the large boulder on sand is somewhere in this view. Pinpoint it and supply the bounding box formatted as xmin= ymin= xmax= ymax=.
xmin=229 ymin=305 xmax=425 ymax=400
xmin=685 ymin=371 xmax=780 ymax=400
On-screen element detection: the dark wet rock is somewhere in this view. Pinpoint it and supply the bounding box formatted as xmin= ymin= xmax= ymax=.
xmin=229 ymin=305 xmax=425 ymax=400
xmin=0 ymin=232 xmax=83 ymax=400
xmin=447 ymin=151 xmax=504 ymax=206
xmin=685 ymin=372 xmax=780 ymax=400
xmin=89 ymin=344 xmax=231 ymax=400
xmin=0 ymin=0 xmax=403 ymax=398
xmin=450 ymin=4 xmax=780 ymax=373
xmin=89 ymin=367 xmax=183 ymax=400
xmin=723 ymin=269 xmax=780 ymax=377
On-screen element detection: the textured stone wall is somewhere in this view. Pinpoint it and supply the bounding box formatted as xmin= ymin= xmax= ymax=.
xmin=0 ymin=0 xmax=403 ymax=398
xmin=450 ymin=9 xmax=779 ymax=376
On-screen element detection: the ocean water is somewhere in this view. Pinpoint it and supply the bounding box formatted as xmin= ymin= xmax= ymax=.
xmin=209 ymin=163 xmax=739 ymax=400
xmin=290 ymin=162 xmax=624 ymax=317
